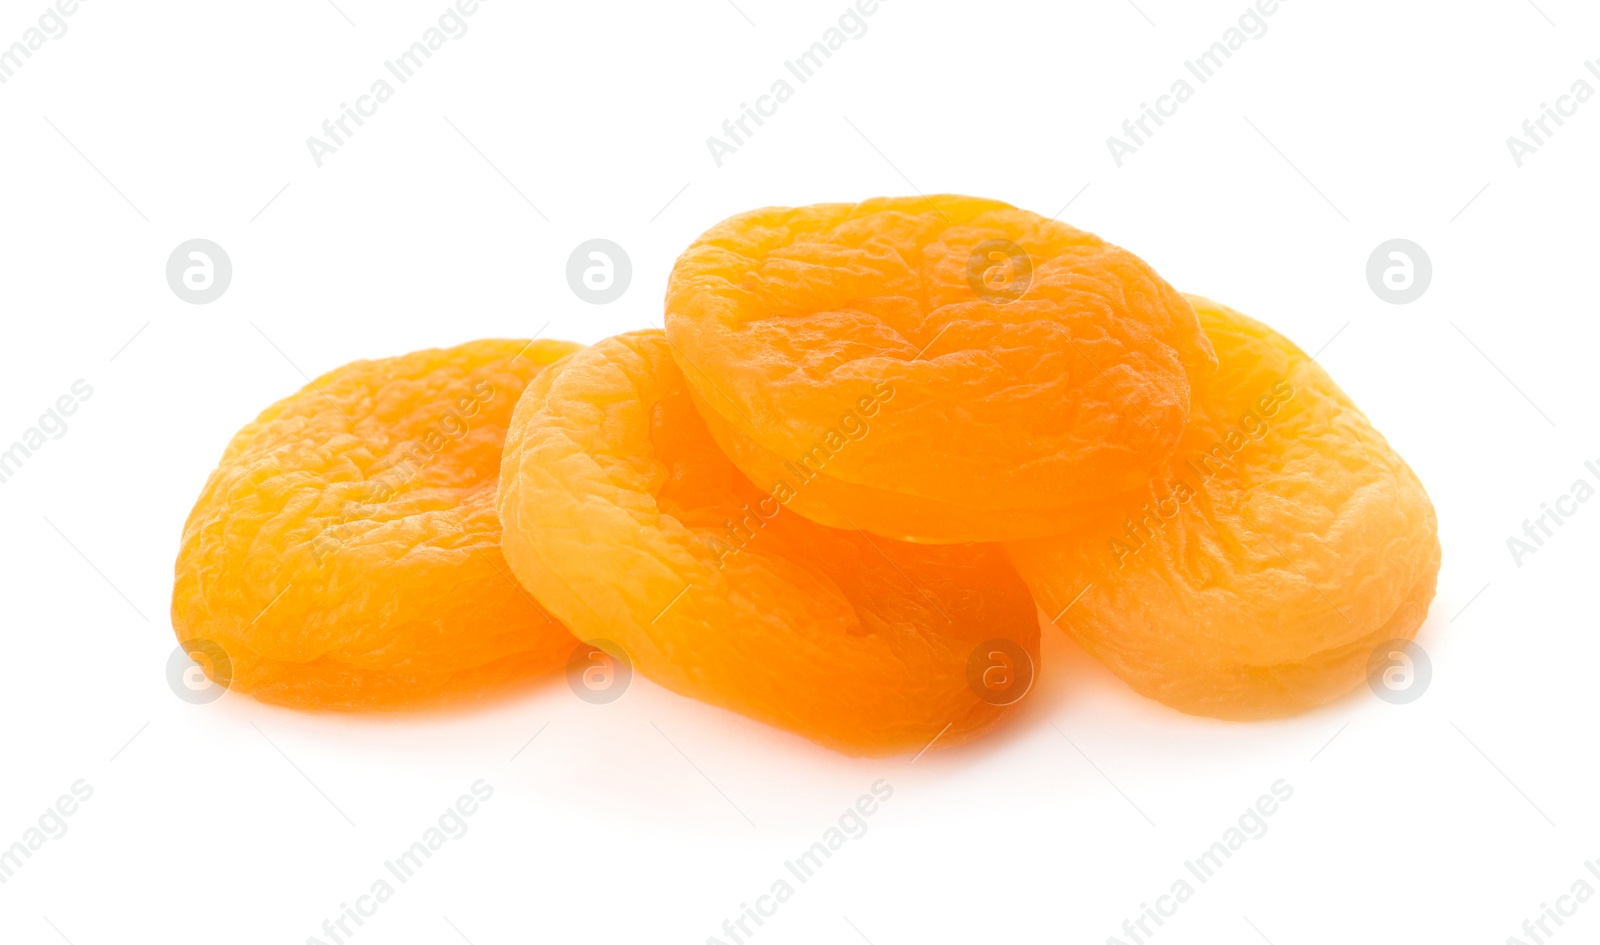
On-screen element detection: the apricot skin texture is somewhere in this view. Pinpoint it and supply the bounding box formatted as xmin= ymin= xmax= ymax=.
xmin=496 ymin=330 xmax=1040 ymax=756
xmin=1006 ymin=297 xmax=1441 ymax=719
xmin=171 ymin=339 xmax=581 ymax=710
xmin=664 ymin=195 xmax=1217 ymax=543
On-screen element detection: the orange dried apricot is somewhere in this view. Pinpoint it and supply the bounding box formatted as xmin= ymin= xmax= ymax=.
xmin=496 ymin=329 xmax=1039 ymax=755
xmin=663 ymin=195 xmax=1217 ymax=543
xmin=1006 ymin=296 xmax=1441 ymax=718
xmin=171 ymin=339 xmax=581 ymax=709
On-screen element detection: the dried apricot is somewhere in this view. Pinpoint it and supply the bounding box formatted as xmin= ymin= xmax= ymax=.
xmin=663 ymin=195 xmax=1217 ymax=543
xmin=1006 ymin=296 xmax=1441 ymax=718
xmin=171 ymin=339 xmax=582 ymax=709
xmin=496 ymin=329 xmax=1039 ymax=755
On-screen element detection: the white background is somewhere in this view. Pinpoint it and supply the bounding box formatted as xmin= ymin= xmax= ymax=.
xmin=2 ymin=0 xmax=1597 ymax=942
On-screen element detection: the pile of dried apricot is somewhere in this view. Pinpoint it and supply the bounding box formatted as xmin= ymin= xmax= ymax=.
xmin=170 ymin=195 xmax=1439 ymax=754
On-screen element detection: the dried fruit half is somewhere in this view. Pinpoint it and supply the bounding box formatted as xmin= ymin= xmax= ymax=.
xmin=171 ymin=339 xmax=581 ymax=709
xmin=496 ymin=329 xmax=1039 ymax=755
xmin=664 ymin=195 xmax=1216 ymax=543
xmin=1006 ymin=296 xmax=1441 ymax=718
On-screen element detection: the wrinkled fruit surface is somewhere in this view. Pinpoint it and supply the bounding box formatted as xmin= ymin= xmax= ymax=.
xmin=496 ymin=329 xmax=1040 ymax=756
xmin=664 ymin=195 xmax=1217 ymax=543
xmin=172 ymin=339 xmax=581 ymax=709
xmin=1006 ymin=296 xmax=1440 ymax=719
